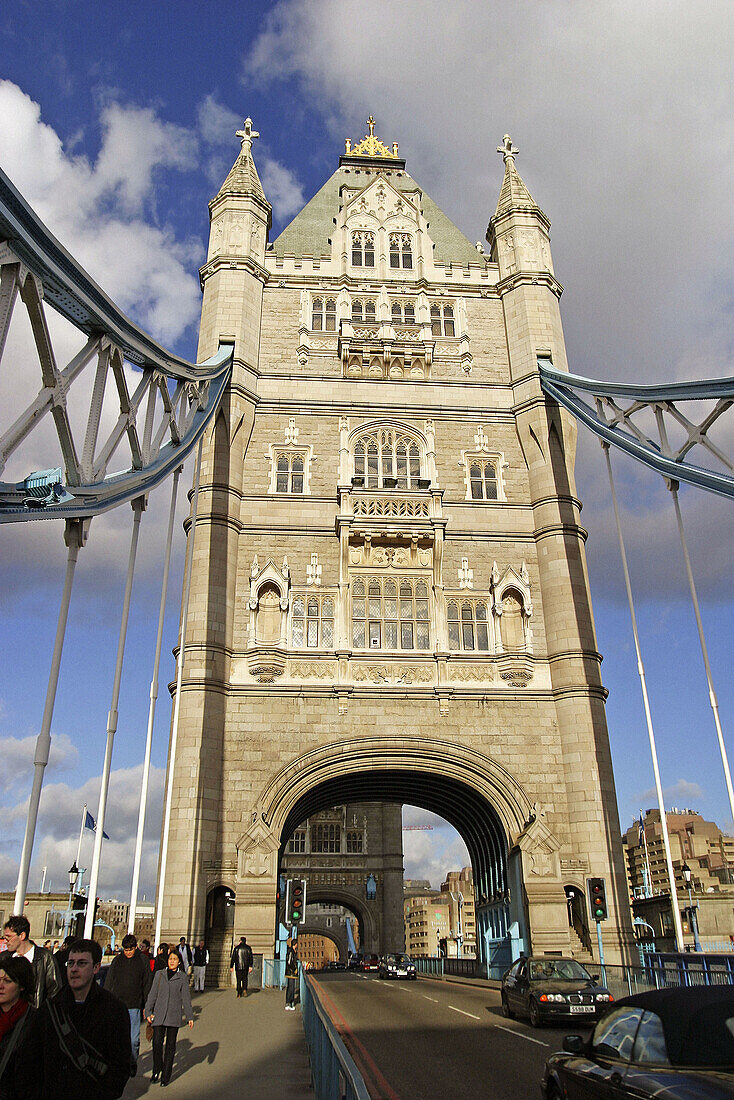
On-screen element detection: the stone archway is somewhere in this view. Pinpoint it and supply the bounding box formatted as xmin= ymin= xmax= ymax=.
xmin=235 ymin=736 xmax=574 ymax=967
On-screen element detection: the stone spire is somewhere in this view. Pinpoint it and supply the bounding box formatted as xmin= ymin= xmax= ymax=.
xmin=494 ymin=134 xmax=538 ymax=216
xmin=218 ymin=117 xmax=268 ymax=202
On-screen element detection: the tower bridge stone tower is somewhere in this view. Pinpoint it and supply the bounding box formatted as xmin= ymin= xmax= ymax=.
xmin=160 ymin=119 xmax=633 ymax=971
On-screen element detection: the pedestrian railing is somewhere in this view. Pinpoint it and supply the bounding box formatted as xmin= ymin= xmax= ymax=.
xmin=262 ymin=957 xmax=285 ymax=988
xmin=300 ymin=970 xmax=370 ymax=1100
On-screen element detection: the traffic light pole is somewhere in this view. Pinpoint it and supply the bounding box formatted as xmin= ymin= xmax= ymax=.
xmin=595 ymin=920 xmax=606 ymax=986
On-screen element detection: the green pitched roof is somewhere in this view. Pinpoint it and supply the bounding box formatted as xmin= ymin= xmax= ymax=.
xmin=271 ymin=166 xmax=485 ymax=269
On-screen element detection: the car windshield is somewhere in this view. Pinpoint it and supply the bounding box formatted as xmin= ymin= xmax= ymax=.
xmin=529 ymin=958 xmax=592 ymax=982
xmin=390 ymin=954 xmax=411 ymax=965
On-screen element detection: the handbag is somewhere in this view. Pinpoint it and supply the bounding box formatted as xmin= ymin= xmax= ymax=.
xmin=145 ymin=1021 xmax=153 ymax=1042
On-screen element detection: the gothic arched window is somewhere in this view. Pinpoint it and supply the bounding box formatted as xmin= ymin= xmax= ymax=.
xmin=352 ymin=231 xmax=375 ymax=268
xmin=353 ymin=428 xmax=422 ymax=489
xmin=312 ymin=296 xmax=336 ymax=332
xmin=389 ymin=233 xmax=413 ymax=269
xmin=469 ymin=460 xmax=498 ymax=500
xmin=275 ymin=452 xmax=304 ymax=494
xmin=391 ymin=301 xmax=416 ymax=324
xmin=291 ymin=594 xmax=334 ymax=648
xmin=351 ymin=298 xmax=376 ymax=324
xmin=431 ymin=302 xmax=455 ymax=336
xmin=447 ymin=600 xmax=490 ymax=651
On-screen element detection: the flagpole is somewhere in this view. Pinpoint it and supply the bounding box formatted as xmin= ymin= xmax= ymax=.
xmin=76 ymin=804 xmax=87 ymax=869
xmin=154 ymin=441 xmax=203 ymax=950
xmin=128 ymin=466 xmax=182 ymax=934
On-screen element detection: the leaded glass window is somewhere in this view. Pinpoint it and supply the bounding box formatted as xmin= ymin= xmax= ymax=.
xmin=389 ymin=233 xmax=413 ymax=269
xmin=312 ymin=297 xmax=336 ymax=331
xmin=275 ymin=452 xmax=304 ymax=494
xmin=352 ymin=231 xmax=375 ymax=267
xmin=447 ymin=600 xmax=490 ymax=651
xmin=353 ymin=429 xmax=422 ymax=488
xmin=312 ymin=823 xmax=341 ymax=853
xmin=431 ymin=302 xmax=455 ymax=336
xmin=469 ymin=460 xmax=498 ymax=500
xmin=292 ymin=594 xmax=334 ymax=648
xmin=352 ymin=576 xmax=429 ymax=651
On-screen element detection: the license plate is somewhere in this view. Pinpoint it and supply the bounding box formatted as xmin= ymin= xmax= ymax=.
xmin=569 ymin=1005 xmax=591 ymax=1014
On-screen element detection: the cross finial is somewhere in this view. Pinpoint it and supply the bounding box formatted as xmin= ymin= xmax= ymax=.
xmin=236 ymin=117 xmax=260 ymax=155
xmin=367 ymin=115 xmax=376 ymax=136
xmin=497 ymin=133 xmax=519 ymax=165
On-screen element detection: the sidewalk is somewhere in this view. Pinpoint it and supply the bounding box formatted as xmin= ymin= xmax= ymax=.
xmin=123 ymin=987 xmax=312 ymax=1098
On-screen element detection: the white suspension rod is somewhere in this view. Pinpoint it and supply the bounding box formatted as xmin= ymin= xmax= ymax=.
xmin=14 ymin=520 xmax=84 ymax=913
xmin=602 ymin=443 xmax=685 ymax=951
xmin=669 ymin=483 xmax=734 ymax=826
xmin=128 ymin=467 xmax=182 ymax=933
xmin=84 ymin=498 xmax=144 ymax=937
xmin=154 ymin=440 xmax=203 ymax=950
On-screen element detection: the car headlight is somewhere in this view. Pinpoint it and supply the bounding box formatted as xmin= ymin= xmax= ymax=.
xmin=539 ymin=993 xmax=565 ymax=1003
xmin=595 ymin=993 xmax=613 ymax=1002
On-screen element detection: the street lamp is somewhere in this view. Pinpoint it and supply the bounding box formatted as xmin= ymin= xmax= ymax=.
xmin=680 ymin=863 xmax=701 ymax=952
xmin=64 ymin=861 xmax=79 ymax=938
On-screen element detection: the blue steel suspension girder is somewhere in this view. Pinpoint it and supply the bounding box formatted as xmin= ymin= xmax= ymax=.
xmin=538 ymin=358 xmax=734 ymax=500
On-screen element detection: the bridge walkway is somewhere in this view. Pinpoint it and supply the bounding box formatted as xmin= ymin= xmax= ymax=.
xmin=122 ymin=986 xmax=312 ymax=1098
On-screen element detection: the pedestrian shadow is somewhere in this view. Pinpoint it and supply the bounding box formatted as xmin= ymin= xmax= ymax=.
xmin=169 ymin=1036 xmax=219 ymax=1073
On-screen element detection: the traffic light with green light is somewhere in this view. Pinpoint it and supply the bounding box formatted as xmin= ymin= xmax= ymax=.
xmin=291 ymin=879 xmax=306 ymax=924
xmin=587 ymin=877 xmax=608 ymax=922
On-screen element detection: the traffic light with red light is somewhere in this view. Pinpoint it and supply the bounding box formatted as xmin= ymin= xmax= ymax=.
xmin=587 ymin=877 xmax=608 ymax=922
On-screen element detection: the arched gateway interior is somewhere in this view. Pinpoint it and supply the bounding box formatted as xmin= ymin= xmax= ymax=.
xmin=280 ymin=771 xmax=526 ymax=970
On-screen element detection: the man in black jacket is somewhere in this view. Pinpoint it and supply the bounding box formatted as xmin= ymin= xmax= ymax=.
xmin=17 ymin=937 xmax=132 ymax=1098
xmin=3 ymin=914 xmax=60 ymax=1007
xmin=104 ymin=933 xmax=152 ymax=1075
xmin=229 ymin=936 xmax=254 ymax=997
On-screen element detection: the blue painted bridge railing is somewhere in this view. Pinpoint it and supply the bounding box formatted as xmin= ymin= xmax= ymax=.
xmin=300 ymin=970 xmax=370 ymax=1100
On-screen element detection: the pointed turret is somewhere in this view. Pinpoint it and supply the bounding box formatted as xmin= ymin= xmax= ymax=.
xmin=486 ymin=134 xmax=554 ymax=282
xmin=203 ymin=118 xmax=272 ymax=275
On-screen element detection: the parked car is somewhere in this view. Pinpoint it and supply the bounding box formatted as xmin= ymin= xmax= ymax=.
xmin=501 ymin=955 xmax=613 ymax=1027
xmin=379 ymin=953 xmax=417 ymax=980
xmin=542 ymin=986 xmax=734 ymax=1098
xmin=360 ymin=953 xmax=380 ymax=972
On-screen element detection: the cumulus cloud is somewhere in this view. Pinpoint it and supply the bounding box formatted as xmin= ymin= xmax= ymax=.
xmin=3 ymin=763 xmax=165 ymax=899
xmin=402 ymin=806 xmax=469 ymax=887
xmin=638 ymin=778 xmax=705 ymax=807
xmin=0 ymin=733 xmax=78 ymax=792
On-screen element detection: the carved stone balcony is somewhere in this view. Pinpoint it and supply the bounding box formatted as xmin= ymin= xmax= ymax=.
xmin=337 ymin=487 xmax=444 ymax=543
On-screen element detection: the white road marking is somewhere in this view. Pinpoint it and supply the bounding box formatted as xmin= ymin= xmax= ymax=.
xmin=448 ymin=1005 xmax=481 ymax=1020
xmin=422 ymin=996 xmax=439 ymax=1003
xmin=494 ymin=1024 xmax=549 ymax=1047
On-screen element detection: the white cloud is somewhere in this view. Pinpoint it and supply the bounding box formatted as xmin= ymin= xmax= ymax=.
xmin=639 ymin=778 xmax=705 ymax=808
xmin=259 ymin=156 xmax=305 ymax=221
xmin=402 ymin=806 xmax=469 ymax=887
xmin=3 ymin=763 xmax=165 ymax=899
xmin=0 ymin=733 xmax=78 ymax=792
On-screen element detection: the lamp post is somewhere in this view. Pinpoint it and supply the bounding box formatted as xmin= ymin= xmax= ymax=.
xmin=681 ymin=863 xmax=701 ymax=952
xmin=64 ymin=861 xmax=79 ymax=938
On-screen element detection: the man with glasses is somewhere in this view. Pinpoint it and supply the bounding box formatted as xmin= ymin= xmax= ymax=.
xmin=3 ymin=914 xmax=60 ymax=1007
xmin=17 ymin=937 xmax=132 ymax=1098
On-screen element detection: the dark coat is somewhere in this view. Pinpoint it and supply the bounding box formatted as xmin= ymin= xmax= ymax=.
xmin=230 ymin=941 xmax=253 ymax=971
xmin=27 ymin=944 xmax=60 ymax=1008
xmin=104 ymin=950 xmax=152 ymax=1011
xmin=16 ymin=980 xmax=132 ymax=1099
xmin=0 ymin=1004 xmax=35 ymax=1100
xmin=285 ymin=946 xmax=298 ymax=979
xmin=144 ymin=969 xmax=193 ymax=1028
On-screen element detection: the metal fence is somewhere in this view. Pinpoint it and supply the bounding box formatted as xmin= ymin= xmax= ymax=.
xmin=300 ymin=971 xmax=370 ymax=1100
xmin=262 ymin=957 xmax=285 ymax=989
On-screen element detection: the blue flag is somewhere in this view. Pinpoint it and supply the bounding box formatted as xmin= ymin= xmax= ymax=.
xmin=84 ymin=810 xmax=110 ymax=840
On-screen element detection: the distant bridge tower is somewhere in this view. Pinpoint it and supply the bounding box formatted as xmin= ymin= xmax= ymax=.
xmin=158 ymin=119 xmax=633 ymax=971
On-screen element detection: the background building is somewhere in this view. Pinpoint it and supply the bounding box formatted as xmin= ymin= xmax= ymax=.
xmin=623 ymin=808 xmax=734 ymax=952
xmin=281 ymin=802 xmax=404 ymax=958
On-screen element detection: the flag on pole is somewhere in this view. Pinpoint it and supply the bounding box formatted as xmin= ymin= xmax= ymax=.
xmin=84 ymin=810 xmax=110 ymax=840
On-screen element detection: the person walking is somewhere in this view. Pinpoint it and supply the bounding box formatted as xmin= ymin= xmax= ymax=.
xmin=0 ymin=953 xmax=36 ymax=1100
xmin=104 ymin=934 xmax=152 ymax=1077
xmin=2 ymin=917 xmax=59 ymax=1009
xmin=17 ymin=937 xmax=132 ymax=1098
xmin=176 ymin=937 xmax=193 ymax=976
xmin=229 ymin=936 xmax=253 ymax=998
xmin=144 ymin=949 xmax=193 ymax=1086
xmin=152 ymin=943 xmax=170 ymax=974
xmin=192 ymin=942 xmax=209 ymax=993
xmin=284 ymin=938 xmax=299 ymax=1011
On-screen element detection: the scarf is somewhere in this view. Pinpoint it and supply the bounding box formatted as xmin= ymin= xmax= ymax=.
xmin=0 ymin=999 xmax=28 ymax=1041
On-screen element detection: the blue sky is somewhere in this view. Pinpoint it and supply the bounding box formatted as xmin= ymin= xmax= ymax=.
xmin=1 ymin=0 xmax=733 ymax=900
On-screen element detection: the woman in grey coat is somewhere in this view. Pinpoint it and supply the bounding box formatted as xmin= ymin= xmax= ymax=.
xmin=144 ymin=950 xmax=194 ymax=1086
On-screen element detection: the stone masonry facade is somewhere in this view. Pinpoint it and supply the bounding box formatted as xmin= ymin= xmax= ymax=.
xmin=158 ymin=119 xmax=633 ymax=970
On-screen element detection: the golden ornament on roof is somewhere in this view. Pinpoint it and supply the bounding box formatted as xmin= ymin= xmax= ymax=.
xmin=344 ymin=116 xmax=399 ymax=159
